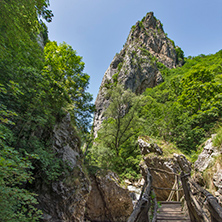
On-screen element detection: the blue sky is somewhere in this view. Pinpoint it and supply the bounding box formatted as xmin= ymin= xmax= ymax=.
xmin=47 ymin=0 xmax=222 ymax=101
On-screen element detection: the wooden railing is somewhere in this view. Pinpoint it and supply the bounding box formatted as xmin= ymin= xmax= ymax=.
xmin=127 ymin=169 xmax=157 ymax=222
xmin=149 ymin=167 xmax=183 ymax=202
xmin=128 ymin=168 xmax=222 ymax=222
xmin=181 ymin=171 xmax=222 ymax=222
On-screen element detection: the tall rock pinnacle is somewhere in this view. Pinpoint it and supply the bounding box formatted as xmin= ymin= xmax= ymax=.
xmin=93 ymin=12 xmax=184 ymax=137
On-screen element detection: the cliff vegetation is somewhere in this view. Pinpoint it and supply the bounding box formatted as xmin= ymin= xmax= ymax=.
xmin=1 ymin=2 xmax=222 ymax=221
xmin=0 ymin=0 xmax=93 ymax=221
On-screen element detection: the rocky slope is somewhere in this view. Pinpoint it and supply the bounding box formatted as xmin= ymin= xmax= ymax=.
xmin=94 ymin=12 xmax=184 ymax=137
xmin=35 ymin=114 xmax=91 ymax=222
xmin=194 ymin=134 xmax=222 ymax=204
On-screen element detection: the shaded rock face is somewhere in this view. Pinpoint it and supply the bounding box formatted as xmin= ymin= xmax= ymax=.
xmin=94 ymin=12 xmax=183 ymax=137
xmin=36 ymin=114 xmax=91 ymax=222
xmin=84 ymin=171 xmax=133 ymax=222
xmin=138 ymin=138 xmax=191 ymax=201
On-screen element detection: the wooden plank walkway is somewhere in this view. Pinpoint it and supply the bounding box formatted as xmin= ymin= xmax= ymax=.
xmin=157 ymin=201 xmax=190 ymax=222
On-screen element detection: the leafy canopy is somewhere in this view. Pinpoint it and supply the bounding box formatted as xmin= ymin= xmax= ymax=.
xmin=0 ymin=0 xmax=94 ymax=220
xmin=140 ymin=51 xmax=222 ymax=152
xmin=43 ymin=41 xmax=94 ymax=132
xmin=89 ymin=84 xmax=143 ymax=179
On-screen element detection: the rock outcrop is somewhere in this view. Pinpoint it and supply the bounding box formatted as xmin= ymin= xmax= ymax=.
xmin=94 ymin=12 xmax=184 ymax=137
xmin=194 ymin=134 xmax=222 ymax=204
xmin=84 ymin=171 xmax=133 ymax=222
xmin=36 ymin=114 xmax=91 ymax=222
xmin=138 ymin=138 xmax=191 ymax=201
xmin=194 ymin=134 xmax=219 ymax=172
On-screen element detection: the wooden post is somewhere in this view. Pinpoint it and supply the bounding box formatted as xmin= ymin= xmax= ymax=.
xmin=206 ymin=194 xmax=222 ymax=222
xmin=189 ymin=179 xmax=222 ymax=222
xmin=166 ymin=177 xmax=177 ymax=201
xmin=176 ymin=175 xmax=179 ymax=201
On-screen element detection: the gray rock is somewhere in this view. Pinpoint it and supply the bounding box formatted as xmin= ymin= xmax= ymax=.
xmin=94 ymin=12 xmax=183 ymax=137
xmin=138 ymin=138 xmax=163 ymax=155
xmin=36 ymin=114 xmax=91 ymax=222
xmin=194 ymin=134 xmax=222 ymax=204
xmin=213 ymin=168 xmax=222 ymax=189
xmin=85 ymin=171 xmax=133 ymax=222
xmin=138 ymin=138 xmax=191 ymax=200
xmin=194 ymin=134 xmax=219 ymax=172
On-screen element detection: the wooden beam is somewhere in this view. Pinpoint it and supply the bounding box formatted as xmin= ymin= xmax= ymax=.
xmin=148 ymin=167 xmax=179 ymax=176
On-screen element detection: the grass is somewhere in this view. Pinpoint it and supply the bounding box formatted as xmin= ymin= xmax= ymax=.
xmin=139 ymin=135 xmax=190 ymax=160
xmin=213 ymin=126 xmax=222 ymax=149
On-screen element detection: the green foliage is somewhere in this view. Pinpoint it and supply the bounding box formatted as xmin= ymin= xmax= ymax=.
xmin=0 ymin=105 xmax=42 ymax=221
xmin=0 ymin=0 xmax=94 ymax=219
xmin=0 ymin=146 xmax=42 ymax=222
xmin=98 ymin=84 xmax=143 ymax=156
xmin=139 ymin=21 xmax=144 ymax=29
xmin=117 ymin=62 xmax=123 ymax=71
xmin=131 ymin=25 xmax=136 ymax=32
xmin=140 ymin=50 xmax=222 ymax=153
xmin=213 ymin=126 xmax=222 ymax=148
xmin=175 ymin=46 xmax=184 ymax=64
xmin=89 ymin=85 xmax=143 ymax=179
xmin=43 ymin=41 xmax=94 ymax=132
xmin=0 ymin=0 xmax=52 ymax=69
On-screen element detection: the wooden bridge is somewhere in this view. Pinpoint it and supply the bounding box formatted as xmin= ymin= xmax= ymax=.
xmin=127 ymin=169 xmax=222 ymax=222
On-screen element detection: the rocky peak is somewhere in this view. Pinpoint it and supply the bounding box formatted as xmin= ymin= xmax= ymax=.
xmin=94 ymin=12 xmax=184 ymax=137
xmin=126 ymin=12 xmax=178 ymax=68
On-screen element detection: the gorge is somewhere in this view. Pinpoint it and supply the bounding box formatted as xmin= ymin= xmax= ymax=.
xmin=1 ymin=2 xmax=222 ymax=221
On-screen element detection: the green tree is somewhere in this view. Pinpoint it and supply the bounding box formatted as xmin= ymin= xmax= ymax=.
xmin=140 ymin=51 xmax=222 ymax=152
xmin=0 ymin=0 xmax=94 ymax=219
xmin=90 ymin=84 xmax=143 ymax=178
xmin=97 ymin=84 xmax=143 ymax=157
xmin=0 ymin=0 xmax=52 ymax=69
xmin=43 ymin=41 xmax=94 ymax=132
xmin=0 ymin=94 xmax=42 ymax=221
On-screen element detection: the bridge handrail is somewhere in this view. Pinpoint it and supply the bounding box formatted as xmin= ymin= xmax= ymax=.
xmin=149 ymin=167 xmax=182 ymax=201
xmin=127 ymin=169 xmax=157 ymax=222
xmin=181 ymin=171 xmax=222 ymax=222
xmin=148 ymin=167 xmax=180 ymax=176
xmin=189 ymin=177 xmax=222 ymax=222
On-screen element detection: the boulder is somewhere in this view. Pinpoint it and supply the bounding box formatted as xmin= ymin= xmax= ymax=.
xmin=138 ymin=138 xmax=163 ymax=155
xmin=194 ymin=134 xmax=222 ymax=204
xmin=85 ymin=171 xmax=133 ymax=222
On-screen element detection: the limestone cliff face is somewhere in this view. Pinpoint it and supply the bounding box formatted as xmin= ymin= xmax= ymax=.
xmin=36 ymin=114 xmax=91 ymax=222
xmin=94 ymin=12 xmax=184 ymax=137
